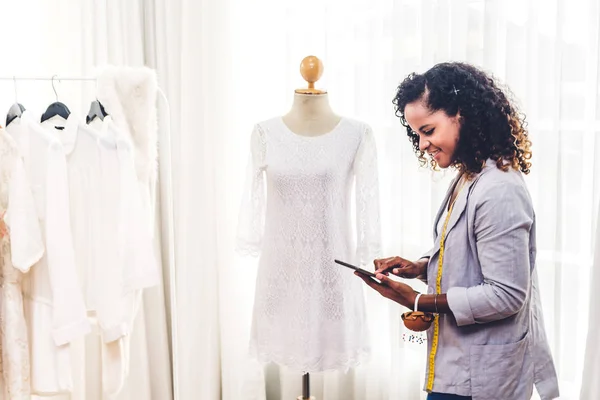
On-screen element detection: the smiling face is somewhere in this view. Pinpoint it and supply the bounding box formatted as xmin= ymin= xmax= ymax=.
xmin=403 ymin=99 xmax=461 ymax=169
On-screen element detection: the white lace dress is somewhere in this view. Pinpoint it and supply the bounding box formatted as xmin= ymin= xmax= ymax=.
xmin=237 ymin=117 xmax=381 ymax=373
xmin=0 ymin=128 xmax=44 ymax=399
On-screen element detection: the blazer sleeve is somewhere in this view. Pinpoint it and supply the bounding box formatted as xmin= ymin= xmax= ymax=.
xmin=420 ymin=248 xmax=434 ymax=260
xmin=447 ymin=181 xmax=532 ymax=326
xmin=416 ymin=248 xmax=434 ymax=284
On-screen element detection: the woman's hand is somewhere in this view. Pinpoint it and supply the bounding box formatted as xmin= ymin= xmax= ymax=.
xmin=373 ymin=256 xmax=428 ymax=279
xmin=355 ymin=272 xmax=417 ymax=309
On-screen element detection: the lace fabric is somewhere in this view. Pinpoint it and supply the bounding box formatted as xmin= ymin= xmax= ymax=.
xmin=235 ymin=124 xmax=267 ymax=257
xmin=236 ymin=117 xmax=382 ymax=372
xmin=354 ymin=123 xmax=382 ymax=265
xmin=0 ymin=130 xmax=41 ymax=400
xmin=0 ymin=262 xmax=30 ymax=400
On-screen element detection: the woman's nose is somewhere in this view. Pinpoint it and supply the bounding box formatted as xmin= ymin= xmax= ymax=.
xmin=419 ymin=135 xmax=430 ymax=152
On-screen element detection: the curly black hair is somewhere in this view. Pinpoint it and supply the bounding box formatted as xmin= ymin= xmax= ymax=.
xmin=392 ymin=62 xmax=531 ymax=175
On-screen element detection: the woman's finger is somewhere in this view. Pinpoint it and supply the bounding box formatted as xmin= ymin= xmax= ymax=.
xmin=355 ymin=272 xmax=383 ymax=291
xmin=377 ymin=274 xmax=404 ymax=292
xmin=393 ymin=256 xmax=410 ymax=265
xmin=373 ymin=258 xmax=385 ymax=271
xmin=375 ymin=257 xmax=397 ymax=273
xmin=356 ymin=272 xmax=401 ymax=301
xmin=391 ymin=266 xmax=412 ymax=277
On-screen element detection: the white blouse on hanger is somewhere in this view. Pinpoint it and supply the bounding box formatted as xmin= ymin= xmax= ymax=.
xmin=237 ymin=117 xmax=382 ymax=373
xmin=0 ymin=127 xmax=45 ymax=400
xmin=6 ymin=113 xmax=90 ymax=396
xmin=50 ymin=115 xmax=159 ymax=397
xmin=94 ymin=116 xmax=159 ymax=397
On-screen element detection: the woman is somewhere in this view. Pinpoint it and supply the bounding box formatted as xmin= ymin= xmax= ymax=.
xmin=356 ymin=63 xmax=560 ymax=400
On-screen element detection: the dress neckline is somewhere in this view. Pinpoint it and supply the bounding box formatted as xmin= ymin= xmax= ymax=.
xmin=278 ymin=116 xmax=345 ymax=140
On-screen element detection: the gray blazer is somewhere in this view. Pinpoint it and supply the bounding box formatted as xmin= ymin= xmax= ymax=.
xmin=423 ymin=159 xmax=559 ymax=400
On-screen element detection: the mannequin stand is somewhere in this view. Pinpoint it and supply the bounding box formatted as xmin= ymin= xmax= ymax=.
xmin=296 ymin=373 xmax=316 ymax=400
xmin=293 ymin=56 xmax=326 ymax=400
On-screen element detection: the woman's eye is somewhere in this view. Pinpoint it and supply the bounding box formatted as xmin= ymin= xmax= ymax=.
xmin=423 ymin=128 xmax=435 ymax=135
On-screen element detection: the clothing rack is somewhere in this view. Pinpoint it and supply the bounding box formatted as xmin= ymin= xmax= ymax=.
xmin=0 ymin=75 xmax=169 ymax=105
xmin=0 ymin=73 xmax=178 ymax=399
xmin=0 ymin=76 xmax=96 ymax=81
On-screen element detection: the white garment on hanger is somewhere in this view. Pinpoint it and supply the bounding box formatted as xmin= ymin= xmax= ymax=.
xmin=103 ymin=117 xmax=159 ymax=295
xmin=7 ymin=113 xmax=90 ymax=396
xmin=237 ymin=117 xmax=382 ymax=372
xmin=47 ymin=115 xmax=159 ymax=399
xmin=0 ymin=127 xmax=45 ymax=400
xmin=96 ymin=65 xmax=170 ymax=400
xmin=94 ymin=117 xmax=159 ymax=396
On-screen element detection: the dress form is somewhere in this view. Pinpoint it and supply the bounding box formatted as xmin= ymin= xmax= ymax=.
xmin=291 ymin=55 xmax=327 ymax=400
xmin=282 ymin=55 xmax=340 ymax=137
xmin=239 ymin=54 xmax=379 ymax=400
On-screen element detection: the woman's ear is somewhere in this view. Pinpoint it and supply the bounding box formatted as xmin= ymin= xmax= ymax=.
xmin=453 ymin=111 xmax=462 ymax=126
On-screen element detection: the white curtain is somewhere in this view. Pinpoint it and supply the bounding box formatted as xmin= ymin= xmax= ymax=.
xmin=143 ymin=0 xmax=231 ymax=398
xmin=581 ymin=204 xmax=600 ymax=399
xmin=2 ymin=0 xmax=600 ymax=399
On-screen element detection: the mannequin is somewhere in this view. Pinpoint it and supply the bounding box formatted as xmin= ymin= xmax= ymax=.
xmin=288 ymin=56 xmax=334 ymax=400
xmin=237 ymin=55 xmax=380 ymax=400
xmin=282 ymin=55 xmax=341 ymax=137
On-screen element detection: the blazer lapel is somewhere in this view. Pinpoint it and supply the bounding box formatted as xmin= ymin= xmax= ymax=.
xmin=432 ymin=175 xmax=458 ymax=240
xmin=430 ymin=160 xmax=497 ymax=260
xmin=441 ymin=177 xmax=474 ymax=238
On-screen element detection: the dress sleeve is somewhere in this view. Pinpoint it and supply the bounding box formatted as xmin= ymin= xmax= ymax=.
xmin=44 ymin=144 xmax=91 ymax=345
xmin=354 ymin=125 xmax=382 ymax=266
xmin=235 ymin=124 xmax=267 ymax=257
xmin=5 ymin=156 xmax=44 ymax=272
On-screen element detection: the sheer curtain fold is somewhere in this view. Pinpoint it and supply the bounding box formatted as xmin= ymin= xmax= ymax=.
xmin=581 ymin=200 xmax=600 ymax=399
xmin=148 ymin=0 xmax=234 ymax=399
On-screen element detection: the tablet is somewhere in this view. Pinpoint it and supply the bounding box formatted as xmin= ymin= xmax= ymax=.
xmin=334 ymin=259 xmax=377 ymax=278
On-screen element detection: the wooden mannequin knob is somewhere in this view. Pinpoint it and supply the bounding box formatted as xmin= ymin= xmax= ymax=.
xmin=295 ymin=55 xmax=327 ymax=94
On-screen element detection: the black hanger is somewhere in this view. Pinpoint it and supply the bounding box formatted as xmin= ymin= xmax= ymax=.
xmin=86 ymin=99 xmax=108 ymax=124
xmin=40 ymin=76 xmax=71 ymax=124
xmin=6 ymin=103 xmax=25 ymax=126
xmin=6 ymin=77 xmax=25 ymax=126
xmin=40 ymin=102 xmax=71 ymax=123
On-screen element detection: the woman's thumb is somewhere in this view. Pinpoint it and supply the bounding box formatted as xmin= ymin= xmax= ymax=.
xmin=376 ymin=273 xmax=391 ymax=284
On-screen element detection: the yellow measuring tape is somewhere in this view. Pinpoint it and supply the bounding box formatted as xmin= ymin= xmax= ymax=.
xmin=426 ymin=176 xmax=467 ymax=392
